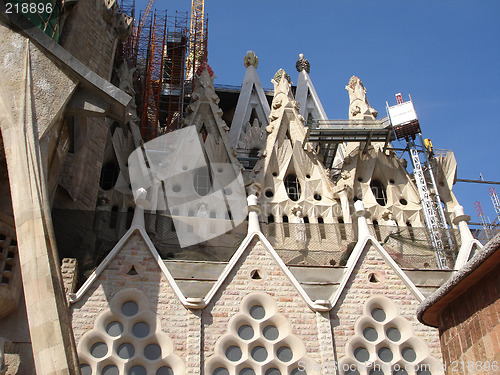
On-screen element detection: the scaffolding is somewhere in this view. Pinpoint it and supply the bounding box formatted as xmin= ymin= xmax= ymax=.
xmin=159 ymin=12 xmax=190 ymax=133
xmin=138 ymin=11 xmax=167 ymax=141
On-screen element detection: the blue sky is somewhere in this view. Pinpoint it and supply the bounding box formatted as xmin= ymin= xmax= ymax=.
xmin=136 ymin=0 xmax=500 ymax=225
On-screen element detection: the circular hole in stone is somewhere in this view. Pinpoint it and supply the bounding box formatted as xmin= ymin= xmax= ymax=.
xmin=393 ymin=369 xmax=408 ymax=375
xmin=90 ymin=342 xmax=108 ymax=358
xmin=238 ymin=325 xmax=254 ymax=340
xmin=129 ymin=365 xmax=146 ymax=375
xmin=263 ymin=325 xmax=279 ymax=341
xmin=369 ymin=370 xmax=384 ymax=375
xmin=272 ymin=172 xmax=278 ymax=177
xmin=371 ymin=308 xmax=386 ymax=322
xmin=249 ymin=305 xmax=265 ymax=320
xmin=218 ymin=168 xmax=224 ymax=173
xmin=314 ymin=193 xmax=322 ymax=201
xmin=354 ymin=346 xmax=370 ymax=362
xmin=386 ymin=327 xmax=401 ymax=342
xmin=277 ymin=346 xmax=293 ymax=362
xmin=117 ymin=343 xmax=135 ymax=359
xmin=357 ymin=177 xmax=363 ymax=182
xmin=132 ymin=322 xmax=150 ymax=338
xmin=172 ymin=185 xmax=181 ymax=193
xmin=239 ymin=369 xmax=256 ymax=375
xmin=106 ymin=321 xmax=123 ymax=337
xmin=416 ymin=369 xmax=432 ymax=375
xmin=224 ymin=188 xmax=232 ymax=196
xmin=378 ymin=347 xmax=393 ymax=363
xmin=292 ymin=369 xmax=309 ymax=375
xmin=80 ymin=364 xmax=92 ymax=375
xmin=121 ymin=301 xmax=139 ymax=316
xmin=389 ymin=179 xmax=395 ymax=184
xmin=306 ymin=174 xmax=311 ymax=179
xmin=213 ymin=369 xmax=229 ymax=375
xmin=400 ymin=198 xmax=408 ymax=205
xmin=266 ymin=369 xmax=281 ymax=375
xmin=102 ymin=365 xmax=119 ymax=375
xmin=225 ymin=345 xmax=242 ymax=362
xmin=345 ymin=370 xmax=360 ymax=375
xmin=363 ymin=327 xmax=378 ymax=342
xmin=251 ymin=346 xmax=268 ymax=362
xmin=156 ymin=367 xmax=174 ymax=375
xmin=144 ymin=343 xmax=162 ymax=360
xmin=265 ymin=189 xmax=274 ymax=198
xmin=182 ymin=166 xmax=188 ymax=171
xmin=401 ymin=347 xmax=417 ymax=362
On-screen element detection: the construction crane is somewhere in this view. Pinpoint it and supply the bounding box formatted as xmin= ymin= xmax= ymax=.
xmin=387 ymin=93 xmax=451 ymax=269
xmin=490 ymin=187 xmax=500 ymax=222
xmin=474 ymin=201 xmax=492 ymax=240
xmin=186 ymin=0 xmax=206 ymax=80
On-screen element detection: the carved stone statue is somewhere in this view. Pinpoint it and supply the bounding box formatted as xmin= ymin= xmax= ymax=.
xmin=345 ymin=75 xmax=378 ymax=120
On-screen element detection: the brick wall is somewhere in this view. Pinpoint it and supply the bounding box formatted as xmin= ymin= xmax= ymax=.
xmin=202 ymin=238 xmax=327 ymax=364
xmin=438 ymin=267 xmax=500 ymax=372
xmin=331 ymin=242 xmax=442 ymax=360
xmin=71 ymin=231 xmax=192 ymax=362
xmin=60 ymin=0 xmax=120 ymax=80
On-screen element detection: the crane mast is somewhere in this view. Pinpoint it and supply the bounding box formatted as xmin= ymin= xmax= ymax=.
xmin=187 ymin=0 xmax=205 ymax=80
xmin=387 ymin=94 xmax=451 ymax=269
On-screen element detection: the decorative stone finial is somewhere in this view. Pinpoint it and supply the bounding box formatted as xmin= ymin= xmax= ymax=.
xmin=244 ymin=51 xmax=259 ymax=69
xmin=296 ymin=53 xmax=310 ymax=73
xmin=196 ymin=61 xmax=214 ymax=77
xmin=273 ymin=69 xmax=291 ymax=84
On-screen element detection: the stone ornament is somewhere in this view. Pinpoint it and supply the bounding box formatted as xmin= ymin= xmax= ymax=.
xmin=345 ymin=75 xmax=378 ymax=119
xmin=273 ymin=68 xmax=291 ymax=85
xmin=295 ymin=53 xmax=310 ymax=74
xmin=243 ymin=51 xmax=259 ymax=69
xmin=205 ymin=292 xmax=319 ymax=374
xmin=339 ymin=295 xmax=443 ymax=375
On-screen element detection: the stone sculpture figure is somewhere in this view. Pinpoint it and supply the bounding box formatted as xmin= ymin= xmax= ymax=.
xmin=345 ymin=75 xmax=378 ymax=119
xmin=293 ymin=209 xmax=307 ymax=248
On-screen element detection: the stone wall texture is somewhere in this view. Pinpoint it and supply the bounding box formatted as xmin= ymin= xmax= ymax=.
xmin=331 ymin=242 xmax=442 ymax=360
xmin=437 ymin=267 xmax=500 ymax=374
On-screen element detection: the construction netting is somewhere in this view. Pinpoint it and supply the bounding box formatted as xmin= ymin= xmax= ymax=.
xmin=52 ymin=209 xmax=461 ymax=286
xmin=260 ymin=222 xmax=460 ymax=269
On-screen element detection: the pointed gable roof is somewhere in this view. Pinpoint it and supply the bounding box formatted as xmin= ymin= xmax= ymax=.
xmin=331 ymin=231 xmax=426 ymax=308
xmin=228 ymin=51 xmax=271 ymax=148
xmin=183 ymin=62 xmax=242 ymax=168
xmin=295 ymin=54 xmax=328 ymax=122
xmin=253 ymin=69 xmax=338 ymax=218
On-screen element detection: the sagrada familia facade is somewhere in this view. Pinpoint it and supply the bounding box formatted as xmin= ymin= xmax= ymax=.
xmin=0 ymin=1 xmax=492 ymax=374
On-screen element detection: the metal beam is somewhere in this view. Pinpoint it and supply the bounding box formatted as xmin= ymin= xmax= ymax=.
xmin=456 ymin=179 xmax=500 ymax=185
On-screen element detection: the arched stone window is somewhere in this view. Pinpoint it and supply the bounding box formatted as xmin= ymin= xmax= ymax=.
xmin=99 ymin=162 xmax=119 ymax=191
xmin=370 ymin=180 xmax=387 ymax=206
xmin=193 ymin=167 xmax=212 ymax=196
xmin=284 ymin=175 xmax=301 ymax=202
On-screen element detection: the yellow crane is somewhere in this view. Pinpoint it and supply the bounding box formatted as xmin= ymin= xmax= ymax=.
xmin=186 ymin=0 xmax=205 ymax=79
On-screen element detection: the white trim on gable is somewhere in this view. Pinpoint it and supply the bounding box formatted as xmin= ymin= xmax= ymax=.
xmin=228 ymin=65 xmax=270 ymax=147
xmin=330 ymin=234 xmax=426 ymax=308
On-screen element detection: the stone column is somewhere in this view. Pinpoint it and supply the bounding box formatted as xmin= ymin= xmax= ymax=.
xmin=247 ymin=194 xmax=261 ymax=234
xmin=0 ymin=39 xmax=80 ymax=374
xmin=453 ymin=205 xmax=482 ymax=270
xmin=338 ymin=187 xmax=352 ymax=223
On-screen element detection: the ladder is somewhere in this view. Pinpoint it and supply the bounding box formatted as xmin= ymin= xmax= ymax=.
xmin=408 ymin=140 xmax=449 ymax=269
